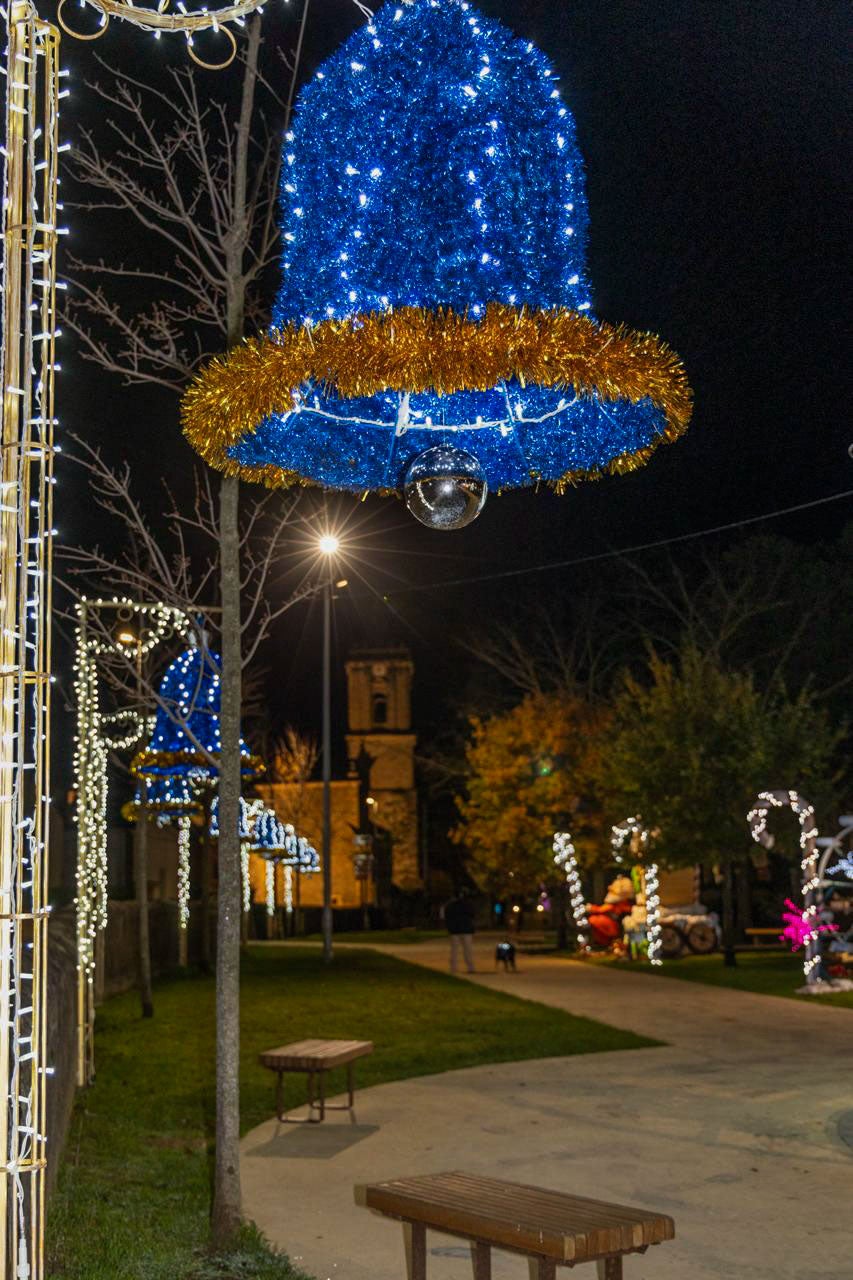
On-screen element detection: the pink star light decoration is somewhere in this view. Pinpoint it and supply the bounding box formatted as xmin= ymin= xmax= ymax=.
xmin=779 ymin=899 xmax=837 ymax=951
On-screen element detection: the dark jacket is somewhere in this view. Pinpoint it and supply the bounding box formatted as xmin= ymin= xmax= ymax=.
xmin=444 ymin=896 xmax=475 ymax=935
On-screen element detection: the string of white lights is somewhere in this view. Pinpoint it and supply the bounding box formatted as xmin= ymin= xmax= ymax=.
xmin=283 ymin=863 xmax=293 ymax=915
xmin=240 ymin=842 xmax=251 ymax=914
xmin=73 ymin=599 xmax=191 ymax=987
xmin=553 ymin=831 xmax=589 ymax=952
xmin=177 ymin=817 xmax=191 ymax=930
xmin=265 ymin=859 xmax=275 ymax=916
xmin=288 ymin=386 xmax=581 ymax=435
xmin=748 ymin=789 xmax=821 ymax=985
xmin=0 ymin=7 xmax=60 ymax=1272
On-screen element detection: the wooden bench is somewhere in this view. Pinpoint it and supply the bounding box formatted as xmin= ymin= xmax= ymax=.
xmin=356 ymin=1171 xmax=675 ymax=1279
xmin=259 ymin=1038 xmax=373 ymax=1124
xmin=744 ymin=927 xmax=784 ymax=948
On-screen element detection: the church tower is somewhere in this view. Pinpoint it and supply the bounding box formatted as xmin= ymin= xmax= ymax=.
xmin=345 ymin=648 xmax=420 ymax=891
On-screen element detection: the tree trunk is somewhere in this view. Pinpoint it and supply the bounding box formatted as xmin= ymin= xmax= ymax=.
xmin=212 ymin=472 xmax=242 ymax=1247
xmin=210 ymin=15 xmax=260 ymax=1248
xmin=555 ymin=881 xmax=569 ymax=951
xmin=721 ymin=859 xmax=737 ymax=968
xmin=133 ymin=809 xmax=154 ymax=1018
xmin=736 ymin=861 xmax=753 ymax=935
xmin=200 ymin=832 xmax=212 ymax=973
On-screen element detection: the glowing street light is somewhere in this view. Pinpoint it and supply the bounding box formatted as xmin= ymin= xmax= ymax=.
xmin=317 ymin=530 xmax=344 ymax=963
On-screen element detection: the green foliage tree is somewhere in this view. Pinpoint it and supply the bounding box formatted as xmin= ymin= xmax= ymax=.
xmin=602 ymin=646 xmax=843 ymax=963
xmin=453 ymin=693 xmax=609 ymax=941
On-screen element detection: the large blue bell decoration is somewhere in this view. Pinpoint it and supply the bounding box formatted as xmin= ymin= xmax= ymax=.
xmin=182 ymin=0 xmax=691 ymax=529
xmin=132 ymin=640 xmax=263 ymax=782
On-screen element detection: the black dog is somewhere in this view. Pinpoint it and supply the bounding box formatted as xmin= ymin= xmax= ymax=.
xmin=495 ymin=940 xmax=517 ymax=972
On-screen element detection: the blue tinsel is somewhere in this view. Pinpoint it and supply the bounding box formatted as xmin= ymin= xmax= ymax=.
xmin=227 ymin=0 xmax=671 ymax=492
xmin=140 ymin=644 xmax=254 ymax=780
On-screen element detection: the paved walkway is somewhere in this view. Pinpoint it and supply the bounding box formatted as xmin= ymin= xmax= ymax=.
xmin=242 ymin=938 xmax=853 ymax=1280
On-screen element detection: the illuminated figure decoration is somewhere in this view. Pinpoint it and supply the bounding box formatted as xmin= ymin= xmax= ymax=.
xmin=132 ymin=640 xmax=263 ymax=782
xmin=183 ymin=0 xmax=692 ymax=529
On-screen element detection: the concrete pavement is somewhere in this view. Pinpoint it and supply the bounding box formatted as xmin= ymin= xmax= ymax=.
xmin=242 ymin=937 xmax=853 ymax=1280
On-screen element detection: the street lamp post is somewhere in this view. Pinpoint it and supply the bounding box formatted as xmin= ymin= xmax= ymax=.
xmin=318 ymin=535 xmax=339 ymax=963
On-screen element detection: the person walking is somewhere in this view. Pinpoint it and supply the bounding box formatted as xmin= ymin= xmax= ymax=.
xmin=443 ymin=888 xmax=476 ymax=974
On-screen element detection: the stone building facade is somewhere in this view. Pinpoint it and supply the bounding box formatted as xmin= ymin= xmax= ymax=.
xmin=254 ymin=645 xmax=420 ymax=910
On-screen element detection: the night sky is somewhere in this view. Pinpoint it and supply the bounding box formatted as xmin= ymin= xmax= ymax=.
xmin=51 ymin=0 xmax=851 ymax=765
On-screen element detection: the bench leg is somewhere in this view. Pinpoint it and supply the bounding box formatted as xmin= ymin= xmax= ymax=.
xmin=470 ymin=1241 xmax=491 ymax=1279
xmin=403 ymin=1222 xmax=426 ymax=1280
xmin=528 ymin=1262 xmax=556 ymax=1280
xmin=597 ymin=1260 xmax=623 ymax=1280
xmin=347 ymin=1060 xmax=355 ymax=1109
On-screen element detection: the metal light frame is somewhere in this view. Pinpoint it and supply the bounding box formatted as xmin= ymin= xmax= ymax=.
xmin=0 ymin=0 xmax=268 ymax=1270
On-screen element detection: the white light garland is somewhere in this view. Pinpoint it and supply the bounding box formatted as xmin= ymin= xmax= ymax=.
xmin=73 ymin=636 xmax=108 ymax=978
xmin=553 ymin=831 xmax=589 ymax=952
xmin=241 ymin=842 xmax=251 ymax=914
xmin=177 ymin=816 xmax=191 ymax=929
xmin=644 ymin=862 xmax=662 ymax=966
xmin=284 ymin=863 xmax=294 ymax=915
xmin=748 ymin=789 xmax=822 ymax=985
xmin=0 ymin=10 xmax=60 ymax=1271
xmin=265 ymin=859 xmax=275 ymax=916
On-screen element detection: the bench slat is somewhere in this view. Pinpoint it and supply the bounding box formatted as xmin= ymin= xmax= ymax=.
xmin=259 ymin=1039 xmax=373 ymax=1072
xmin=362 ymin=1172 xmax=674 ymax=1263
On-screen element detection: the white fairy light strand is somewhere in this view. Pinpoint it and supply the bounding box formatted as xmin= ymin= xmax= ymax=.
xmin=265 ymin=859 xmax=275 ymax=916
xmin=177 ymin=817 xmax=191 ymax=929
xmin=553 ymin=831 xmax=589 ymax=952
xmin=0 ymin=9 xmax=60 ymax=1274
xmin=241 ymin=842 xmax=251 ymax=914
xmin=73 ymin=599 xmax=192 ymax=982
xmin=748 ymin=789 xmax=822 ymax=985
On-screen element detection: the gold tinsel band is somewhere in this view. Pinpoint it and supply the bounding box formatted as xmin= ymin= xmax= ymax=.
xmin=121 ymin=798 xmax=204 ymax=824
xmin=131 ymin=748 xmax=265 ymax=780
xmin=181 ymin=304 xmax=692 ymax=490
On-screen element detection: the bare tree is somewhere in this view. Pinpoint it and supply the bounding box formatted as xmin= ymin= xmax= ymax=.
xmin=62 ymin=19 xmax=295 ymax=1245
xmin=462 ymin=595 xmax=621 ymax=704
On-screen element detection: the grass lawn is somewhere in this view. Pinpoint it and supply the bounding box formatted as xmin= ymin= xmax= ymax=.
xmin=47 ymin=945 xmax=656 ymax=1280
xmin=587 ymin=950 xmax=853 ymax=1009
xmin=296 ymin=927 xmax=445 ymax=945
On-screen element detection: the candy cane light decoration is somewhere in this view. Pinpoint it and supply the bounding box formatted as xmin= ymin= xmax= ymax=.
xmin=553 ymin=832 xmax=590 ymax=952
xmin=748 ymin=790 xmax=822 ymax=986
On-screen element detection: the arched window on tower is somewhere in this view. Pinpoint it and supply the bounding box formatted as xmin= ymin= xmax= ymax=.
xmin=372 ymin=692 xmax=388 ymax=726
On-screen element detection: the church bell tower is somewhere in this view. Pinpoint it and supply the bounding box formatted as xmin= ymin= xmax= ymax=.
xmin=345 ymin=648 xmax=420 ymax=890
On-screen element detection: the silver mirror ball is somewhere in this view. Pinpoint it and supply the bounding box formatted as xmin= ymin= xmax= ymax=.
xmin=403 ymin=446 xmax=488 ymax=530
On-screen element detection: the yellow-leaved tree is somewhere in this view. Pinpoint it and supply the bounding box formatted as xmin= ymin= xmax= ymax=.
xmin=453 ymin=693 xmax=609 ymax=942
